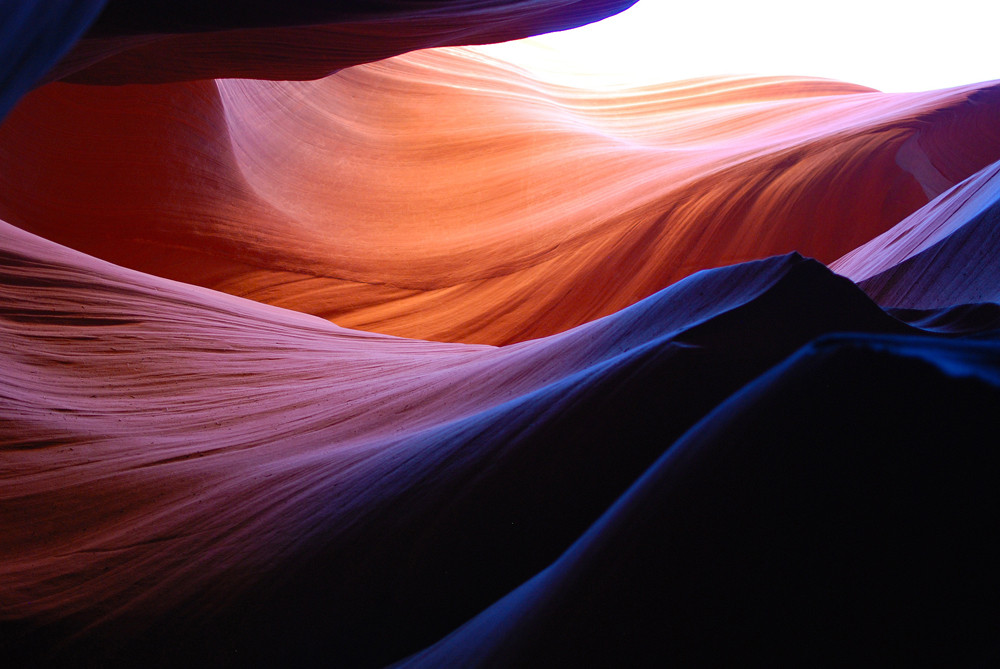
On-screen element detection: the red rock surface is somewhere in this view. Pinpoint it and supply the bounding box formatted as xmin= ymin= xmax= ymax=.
xmin=4 ymin=50 xmax=1000 ymax=343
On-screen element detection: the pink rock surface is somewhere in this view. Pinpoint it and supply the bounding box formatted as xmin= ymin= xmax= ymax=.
xmin=0 ymin=218 xmax=915 ymax=664
xmin=832 ymin=156 xmax=1000 ymax=307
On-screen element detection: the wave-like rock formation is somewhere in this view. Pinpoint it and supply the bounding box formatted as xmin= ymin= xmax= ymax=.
xmin=396 ymin=332 xmax=1000 ymax=667
xmin=3 ymin=50 xmax=1000 ymax=343
xmin=0 ymin=220 xmax=952 ymax=666
xmin=833 ymin=157 xmax=1000 ymax=308
xmin=3 ymin=1 xmax=1000 ymax=667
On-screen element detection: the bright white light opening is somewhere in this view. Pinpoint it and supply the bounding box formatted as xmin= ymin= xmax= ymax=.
xmin=475 ymin=0 xmax=999 ymax=93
